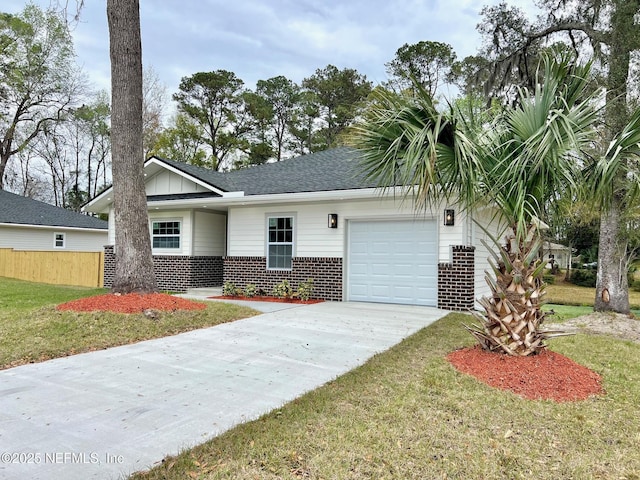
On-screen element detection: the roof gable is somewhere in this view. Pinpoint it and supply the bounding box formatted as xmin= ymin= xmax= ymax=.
xmin=84 ymin=147 xmax=377 ymax=212
xmin=0 ymin=190 xmax=107 ymax=230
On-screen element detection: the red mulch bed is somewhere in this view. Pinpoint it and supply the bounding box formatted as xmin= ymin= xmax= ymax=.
xmin=447 ymin=346 xmax=604 ymax=402
xmin=57 ymin=293 xmax=206 ymax=314
xmin=209 ymin=295 xmax=323 ymax=304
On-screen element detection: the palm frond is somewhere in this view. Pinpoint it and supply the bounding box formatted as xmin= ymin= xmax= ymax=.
xmin=588 ymin=106 xmax=640 ymax=210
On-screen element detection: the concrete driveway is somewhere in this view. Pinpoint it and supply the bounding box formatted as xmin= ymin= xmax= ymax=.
xmin=0 ymin=301 xmax=448 ymax=480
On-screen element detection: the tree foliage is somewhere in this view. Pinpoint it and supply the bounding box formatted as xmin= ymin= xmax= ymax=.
xmin=142 ymin=65 xmax=168 ymax=159
xmin=385 ymin=40 xmax=457 ymax=97
xmin=0 ymin=4 xmax=81 ymax=189
xmin=254 ymin=76 xmax=300 ymax=161
xmin=302 ymin=65 xmax=372 ymax=150
xmin=173 ymin=70 xmax=252 ymax=170
xmin=150 ymin=113 xmax=207 ymax=166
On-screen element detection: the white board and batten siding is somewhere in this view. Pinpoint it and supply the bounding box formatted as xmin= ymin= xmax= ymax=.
xmin=0 ymin=225 xmax=107 ymax=252
xmin=145 ymin=169 xmax=210 ymax=196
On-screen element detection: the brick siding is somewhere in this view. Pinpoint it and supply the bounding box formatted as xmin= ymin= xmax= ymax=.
xmin=103 ymin=246 xmax=223 ymax=292
xmin=104 ymin=245 xmax=115 ymax=287
xmin=223 ymin=256 xmax=343 ymax=301
xmin=106 ymin=246 xmax=475 ymax=308
xmin=438 ymin=245 xmax=475 ymax=310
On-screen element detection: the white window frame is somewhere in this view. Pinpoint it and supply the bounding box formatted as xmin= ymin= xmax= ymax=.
xmin=53 ymin=232 xmax=66 ymax=249
xmin=266 ymin=214 xmax=295 ymax=270
xmin=151 ymin=219 xmax=181 ymax=250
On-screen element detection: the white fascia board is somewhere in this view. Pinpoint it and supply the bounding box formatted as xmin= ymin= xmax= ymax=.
xmin=0 ymin=222 xmax=107 ymax=233
xmin=144 ymin=187 xmax=397 ymax=209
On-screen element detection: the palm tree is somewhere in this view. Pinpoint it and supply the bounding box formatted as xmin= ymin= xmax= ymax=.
xmin=349 ymin=53 xmax=599 ymax=356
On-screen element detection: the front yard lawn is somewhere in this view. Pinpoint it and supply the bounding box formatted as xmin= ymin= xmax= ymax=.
xmin=546 ymin=280 xmax=640 ymax=309
xmin=0 ymin=277 xmax=258 ymax=369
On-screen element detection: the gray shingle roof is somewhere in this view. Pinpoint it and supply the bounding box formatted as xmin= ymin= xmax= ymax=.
xmin=0 ymin=190 xmax=108 ymax=229
xmin=155 ymin=147 xmax=377 ymax=196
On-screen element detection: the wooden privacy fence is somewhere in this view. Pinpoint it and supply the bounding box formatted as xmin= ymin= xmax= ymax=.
xmin=0 ymin=248 xmax=104 ymax=288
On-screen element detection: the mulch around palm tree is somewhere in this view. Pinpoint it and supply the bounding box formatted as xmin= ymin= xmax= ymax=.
xmin=447 ymin=346 xmax=603 ymax=402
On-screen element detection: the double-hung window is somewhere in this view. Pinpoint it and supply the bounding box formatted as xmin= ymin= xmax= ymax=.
xmin=267 ymin=216 xmax=293 ymax=270
xmin=54 ymin=232 xmax=65 ymax=248
xmin=152 ymin=220 xmax=181 ymax=249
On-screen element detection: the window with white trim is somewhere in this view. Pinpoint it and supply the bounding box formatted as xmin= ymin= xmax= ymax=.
xmin=151 ymin=220 xmax=181 ymax=249
xmin=267 ymin=216 xmax=293 ymax=269
xmin=54 ymin=232 xmax=65 ymax=248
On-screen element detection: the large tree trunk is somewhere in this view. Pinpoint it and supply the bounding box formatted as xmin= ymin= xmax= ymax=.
xmin=107 ymin=0 xmax=157 ymax=293
xmin=595 ymin=201 xmax=630 ymax=313
xmin=0 ymin=153 xmax=7 ymax=190
xmin=594 ymin=0 xmax=634 ymax=313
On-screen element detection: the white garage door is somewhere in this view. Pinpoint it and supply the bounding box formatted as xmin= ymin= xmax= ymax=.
xmin=348 ymin=220 xmax=438 ymax=306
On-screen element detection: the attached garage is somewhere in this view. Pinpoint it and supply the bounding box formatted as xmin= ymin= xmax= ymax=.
xmin=347 ymin=219 xmax=438 ymax=306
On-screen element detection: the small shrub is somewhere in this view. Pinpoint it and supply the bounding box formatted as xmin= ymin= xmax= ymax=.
xmin=222 ymin=281 xmax=239 ymax=297
xmin=297 ymin=278 xmax=314 ymax=301
xmin=273 ymin=280 xmax=294 ymax=299
xmin=244 ymin=283 xmax=257 ymax=298
xmin=567 ymin=269 xmax=597 ymax=288
xmin=542 ymin=274 xmax=555 ymax=285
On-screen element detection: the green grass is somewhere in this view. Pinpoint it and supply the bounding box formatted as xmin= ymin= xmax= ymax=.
xmin=543 ymin=304 xmax=594 ymax=322
xmin=0 ymin=276 xmax=106 ymax=311
xmin=546 ymin=280 xmax=640 ymax=309
xmin=0 ymin=277 xmax=259 ymax=369
xmin=130 ymin=313 xmax=640 ymax=480
xmin=544 ymin=281 xmax=640 ymax=318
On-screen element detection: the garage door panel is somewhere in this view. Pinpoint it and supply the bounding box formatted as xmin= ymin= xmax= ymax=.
xmin=371 ymin=263 xmax=392 ymax=275
xmin=348 ymin=220 xmax=438 ymax=306
xmin=350 ymin=243 xmax=369 ymax=255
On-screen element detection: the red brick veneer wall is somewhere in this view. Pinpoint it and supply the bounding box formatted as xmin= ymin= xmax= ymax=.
xmin=438 ymin=245 xmax=475 ymax=310
xmin=104 ymin=246 xmax=223 ymax=292
xmin=223 ymin=256 xmax=343 ymax=301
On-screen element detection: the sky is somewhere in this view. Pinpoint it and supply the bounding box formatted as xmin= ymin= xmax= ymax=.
xmin=5 ymin=0 xmax=539 ymax=104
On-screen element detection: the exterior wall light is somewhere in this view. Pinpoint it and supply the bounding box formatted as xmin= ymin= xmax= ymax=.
xmin=328 ymin=213 xmax=338 ymax=229
xmin=444 ymin=209 xmax=455 ymax=226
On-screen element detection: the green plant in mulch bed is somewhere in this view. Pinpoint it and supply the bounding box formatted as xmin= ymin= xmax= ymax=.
xmin=244 ymin=283 xmax=257 ymax=298
xmin=222 ymin=281 xmax=240 ymax=297
xmin=272 ymin=280 xmax=294 ymax=300
xmin=297 ymin=278 xmax=314 ymax=301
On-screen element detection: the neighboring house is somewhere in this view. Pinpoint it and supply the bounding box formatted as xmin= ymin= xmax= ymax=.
xmin=84 ymin=147 xmax=503 ymax=310
xmin=543 ymin=241 xmax=572 ymax=270
xmin=0 ymin=189 xmax=108 ymax=252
